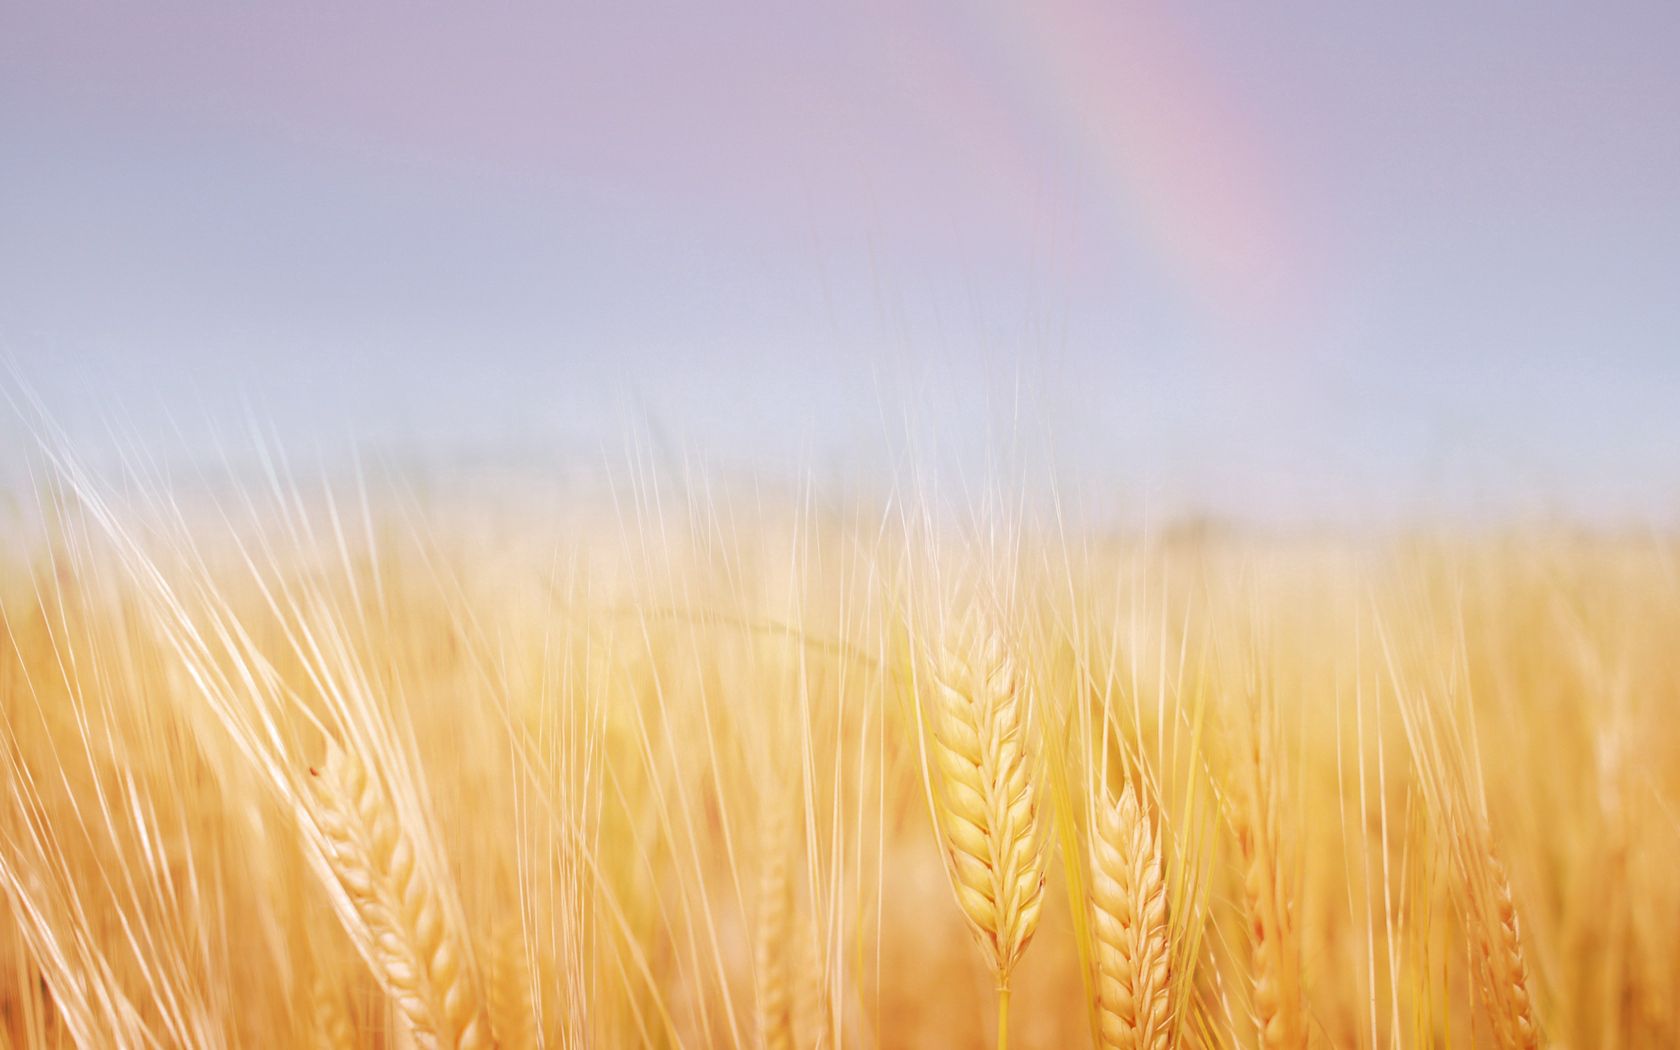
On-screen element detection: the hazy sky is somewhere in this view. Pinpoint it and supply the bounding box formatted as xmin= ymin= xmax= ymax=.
xmin=3 ymin=3 xmax=1678 ymax=521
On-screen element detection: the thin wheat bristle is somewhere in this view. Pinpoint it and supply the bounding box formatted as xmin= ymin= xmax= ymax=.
xmin=930 ymin=613 xmax=1046 ymax=988
xmin=1090 ymin=781 xmax=1173 ymax=1050
xmin=308 ymin=741 xmax=494 ymax=1050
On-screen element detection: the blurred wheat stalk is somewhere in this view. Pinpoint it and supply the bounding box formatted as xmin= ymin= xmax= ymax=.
xmin=0 ymin=461 xmax=1675 ymax=1048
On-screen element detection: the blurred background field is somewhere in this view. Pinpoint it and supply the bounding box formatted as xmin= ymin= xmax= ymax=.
xmin=1 ymin=453 xmax=1676 ymax=1047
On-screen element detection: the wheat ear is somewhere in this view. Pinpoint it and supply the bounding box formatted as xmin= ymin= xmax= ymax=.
xmin=310 ymin=966 xmax=357 ymax=1050
xmin=309 ymin=741 xmax=493 ymax=1050
xmin=931 ymin=617 xmax=1046 ymax=1049
xmin=1233 ymin=737 xmax=1304 ymax=1050
xmin=792 ymin=914 xmax=834 ymax=1050
xmin=1473 ymin=850 xmax=1539 ymax=1050
xmin=1090 ymin=781 xmax=1173 ymax=1050
xmin=754 ymin=799 xmax=795 ymax=1050
xmin=487 ymin=921 xmax=536 ymax=1050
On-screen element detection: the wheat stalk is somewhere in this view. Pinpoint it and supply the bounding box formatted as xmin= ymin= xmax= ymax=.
xmin=1090 ymin=780 xmax=1173 ymax=1050
xmin=930 ymin=613 xmax=1046 ymax=1050
xmin=308 ymin=741 xmax=494 ymax=1050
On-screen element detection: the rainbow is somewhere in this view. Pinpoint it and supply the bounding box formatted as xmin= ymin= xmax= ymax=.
xmin=942 ymin=1 xmax=1304 ymax=327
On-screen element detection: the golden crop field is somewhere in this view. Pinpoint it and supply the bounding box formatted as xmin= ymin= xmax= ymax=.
xmin=1 ymin=460 xmax=1675 ymax=1049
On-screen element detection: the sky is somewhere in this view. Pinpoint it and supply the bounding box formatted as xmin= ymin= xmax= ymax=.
xmin=3 ymin=3 xmax=1678 ymax=523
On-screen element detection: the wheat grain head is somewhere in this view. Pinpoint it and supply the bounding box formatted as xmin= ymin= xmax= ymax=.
xmin=929 ymin=612 xmax=1046 ymax=990
xmin=308 ymin=740 xmax=494 ymax=1050
xmin=309 ymin=964 xmax=357 ymax=1050
xmin=1233 ymin=733 xmax=1305 ymax=1050
xmin=1470 ymin=847 xmax=1540 ymax=1050
xmin=1090 ymin=780 xmax=1173 ymax=1050
xmin=754 ymin=796 xmax=795 ymax=1050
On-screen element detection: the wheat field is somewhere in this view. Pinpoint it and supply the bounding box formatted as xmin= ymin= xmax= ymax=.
xmin=0 ymin=454 xmax=1674 ymax=1049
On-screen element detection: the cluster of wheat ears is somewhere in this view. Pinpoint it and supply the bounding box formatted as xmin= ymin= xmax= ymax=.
xmin=0 ymin=457 xmax=1675 ymax=1048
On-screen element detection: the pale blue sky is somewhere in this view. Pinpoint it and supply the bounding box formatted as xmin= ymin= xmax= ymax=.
xmin=3 ymin=3 xmax=1678 ymax=522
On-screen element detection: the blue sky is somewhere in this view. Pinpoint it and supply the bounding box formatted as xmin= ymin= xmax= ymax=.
xmin=3 ymin=3 xmax=1678 ymax=522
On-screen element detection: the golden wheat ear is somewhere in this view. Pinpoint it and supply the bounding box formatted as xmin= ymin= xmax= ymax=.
xmin=1232 ymin=735 xmax=1305 ymax=1050
xmin=791 ymin=916 xmax=832 ymax=1050
xmin=1470 ymin=847 xmax=1540 ymax=1050
xmin=754 ymin=798 xmax=795 ymax=1050
xmin=307 ymin=740 xmax=494 ymax=1050
xmin=486 ymin=920 xmax=537 ymax=1050
xmin=309 ymin=965 xmax=358 ymax=1050
xmin=929 ymin=613 xmax=1046 ymax=1048
xmin=1090 ymin=780 xmax=1174 ymax=1050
